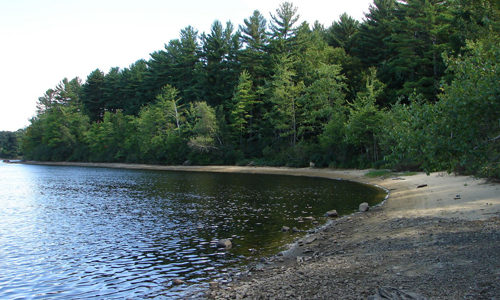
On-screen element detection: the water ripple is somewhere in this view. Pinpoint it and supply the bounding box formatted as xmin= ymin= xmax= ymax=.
xmin=0 ymin=163 xmax=384 ymax=298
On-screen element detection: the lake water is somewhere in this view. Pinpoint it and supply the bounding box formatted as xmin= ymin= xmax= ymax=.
xmin=0 ymin=162 xmax=385 ymax=299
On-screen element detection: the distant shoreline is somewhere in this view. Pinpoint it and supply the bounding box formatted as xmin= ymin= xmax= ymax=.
xmin=20 ymin=160 xmax=500 ymax=220
xmin=22 ymin=160 xmax=383 ymax=187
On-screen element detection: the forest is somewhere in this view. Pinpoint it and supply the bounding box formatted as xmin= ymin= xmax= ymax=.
xmin=17 ymin=0 xmax=500 ymax=178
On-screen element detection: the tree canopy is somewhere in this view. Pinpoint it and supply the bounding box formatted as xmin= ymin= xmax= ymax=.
xmin=20 ymin=1 xmax=500 ymax=178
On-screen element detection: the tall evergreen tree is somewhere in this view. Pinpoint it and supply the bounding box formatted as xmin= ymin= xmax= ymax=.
xmin=102 ymin=67 xmax=122 ymax=112
xmin=298 ymin=64 xmax=346 ymax=141
xmin=268 ymin=1 xmax=300 ymax=55
xmin=239 ymin=10 xmax=270 ymax=86
xmin=326 ymin=13 xmax=360 ymax=54
xmin=81 ymin=69 xmax=106 ymax=121
xmin=265 ymin=55 xmax=304 ymax=147
xmin=200 ymin=21 xmax=241 ymax=107
xmin=120 ymin=60 xmax=149 ymax=115
xmin=354 ymin=0 xmax=398 ymax=68
xmin=37 ymin=77 xmax=82 ymax=114
xmin=386 ymin=0 xmax=453 ymax=101
xmin=230 ymin=70 xmax=258 ymax=145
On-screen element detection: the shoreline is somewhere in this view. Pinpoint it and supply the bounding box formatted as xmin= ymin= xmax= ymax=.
xmin=22 ymin=161 xmax=500 ymax=221
xmin=21 ymin=161 xmax=500 ymax=298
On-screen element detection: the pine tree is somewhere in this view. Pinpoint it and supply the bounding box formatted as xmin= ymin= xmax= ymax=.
xmin=81 ymin=69 xmax=106 ymax=121
xmin=230 ymin=70 xmax=258 ymax=145
xmin=265 ymin=55 xmax=304 ymax=147
xmin=386 ymin=0 xmax=453 ymax=101
xmin=239 ymin=10 xmax=270 ymax=86
xmin=326 ymin=13 xmax=360 ymax=54
xmin=200 ymin=21 xmax=241 ymax=107
xmin=268 ymin=1 xmax=300 ymax=55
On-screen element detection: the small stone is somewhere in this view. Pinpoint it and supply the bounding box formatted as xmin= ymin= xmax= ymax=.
xmin=326 ymin=210 xmax=339 ymax=217
xmin=304 ymin=236 xmax=316 ymax=244
xmin=281 ymin=226 xmax=290 ymax=232
xmin=304 ymin=216 xmax=315 ymax=221
xmin=417 ymin=184 xmax=428 ymax=188
xmin=359 ymin=202 xmax=369 ymax=212
xmin=292 ymin=227 xmax=300 ymax=233
xmin=172 ymin=279 xmax=185 ymax=285
xmin=209 ymin=281 xmax=219 ymax=289
xmin=217 ymin=239 xmax=232 ymax=249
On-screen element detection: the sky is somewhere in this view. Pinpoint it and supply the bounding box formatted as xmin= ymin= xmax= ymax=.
xmin=0 ymin=0 xmax=373 ymax=131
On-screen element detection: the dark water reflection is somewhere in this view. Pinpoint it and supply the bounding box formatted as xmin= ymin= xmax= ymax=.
xmin=0 ymin=163 xmax=384 ymax=298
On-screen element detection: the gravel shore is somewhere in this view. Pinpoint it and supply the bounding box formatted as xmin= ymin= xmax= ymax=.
xmin=204 ymin=169 xmax=500 ymax=299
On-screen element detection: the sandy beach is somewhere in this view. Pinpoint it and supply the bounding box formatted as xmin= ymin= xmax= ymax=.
xmin=23 ymin=162 xmax=500 ymax=298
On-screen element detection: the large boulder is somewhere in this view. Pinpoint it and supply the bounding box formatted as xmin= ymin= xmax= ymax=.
xmin=281 ymin=226 xmax=290 ymax=232
xmin=326 ymin=210 xmax=338 ymax=217
xmin=359 ymin=202 xmax=369 ymax=212
xmin=216 ymin=239 xmax=232 ymax=249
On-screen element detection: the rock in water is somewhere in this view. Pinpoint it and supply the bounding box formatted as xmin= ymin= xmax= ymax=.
xmin=217 ymin=239 xmax=232 ymax=249
xmin=172 ymin=279 xmax=185 ymax=285
xmin=368 ymin=286 xmax=427 ymax=300
xmin=326 ymin=210 xmax=338 ymax=217
xmin=359 ymin=202 xmax=369 ymax=212
xmin=281 ymin=226 xmax=290 ymax=232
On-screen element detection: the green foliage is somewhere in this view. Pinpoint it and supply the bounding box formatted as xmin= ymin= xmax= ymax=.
xmin=434 ymin=36 xmax=500 ymax=177
xmin=380 ymin=95 xmax=436 ymax=171
xmin=298 ymin=64 xmax=345 ymax=141
xmin=326 ymin=13 xmax=360 ymax=54
xmin=200 ymin=21 xmax=241 ymax=107
xmin=264 ymin=54 xmax=304 ymax=147
xmin=239 ymin=10 xmax=270 ymax=86
xmin=135 ymin=85 xmax=188 ymax=164
xmin=23 ymin=105 xmax=90 ymax=161
xmin=188 ymin=101 xmax=219 ymax=154
xmin=382 ymin=35 xmax=499 ymax=178
xmin=81 ymin=69 xmax=105 ymax=121
xmin=85 ymin=111 xmax=136 ymax=162
xmin=21 ymin=2 xmax=499 ymax=178
xmin=269 ymin=1 xmax=300 ymax=40
xmin=345 ymin=68 xmax=385 ymax=165
xmin=0 ymin=131 xmax=22 ymax=158
xmin=230 ymin=70 xmax=258 ymax=145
